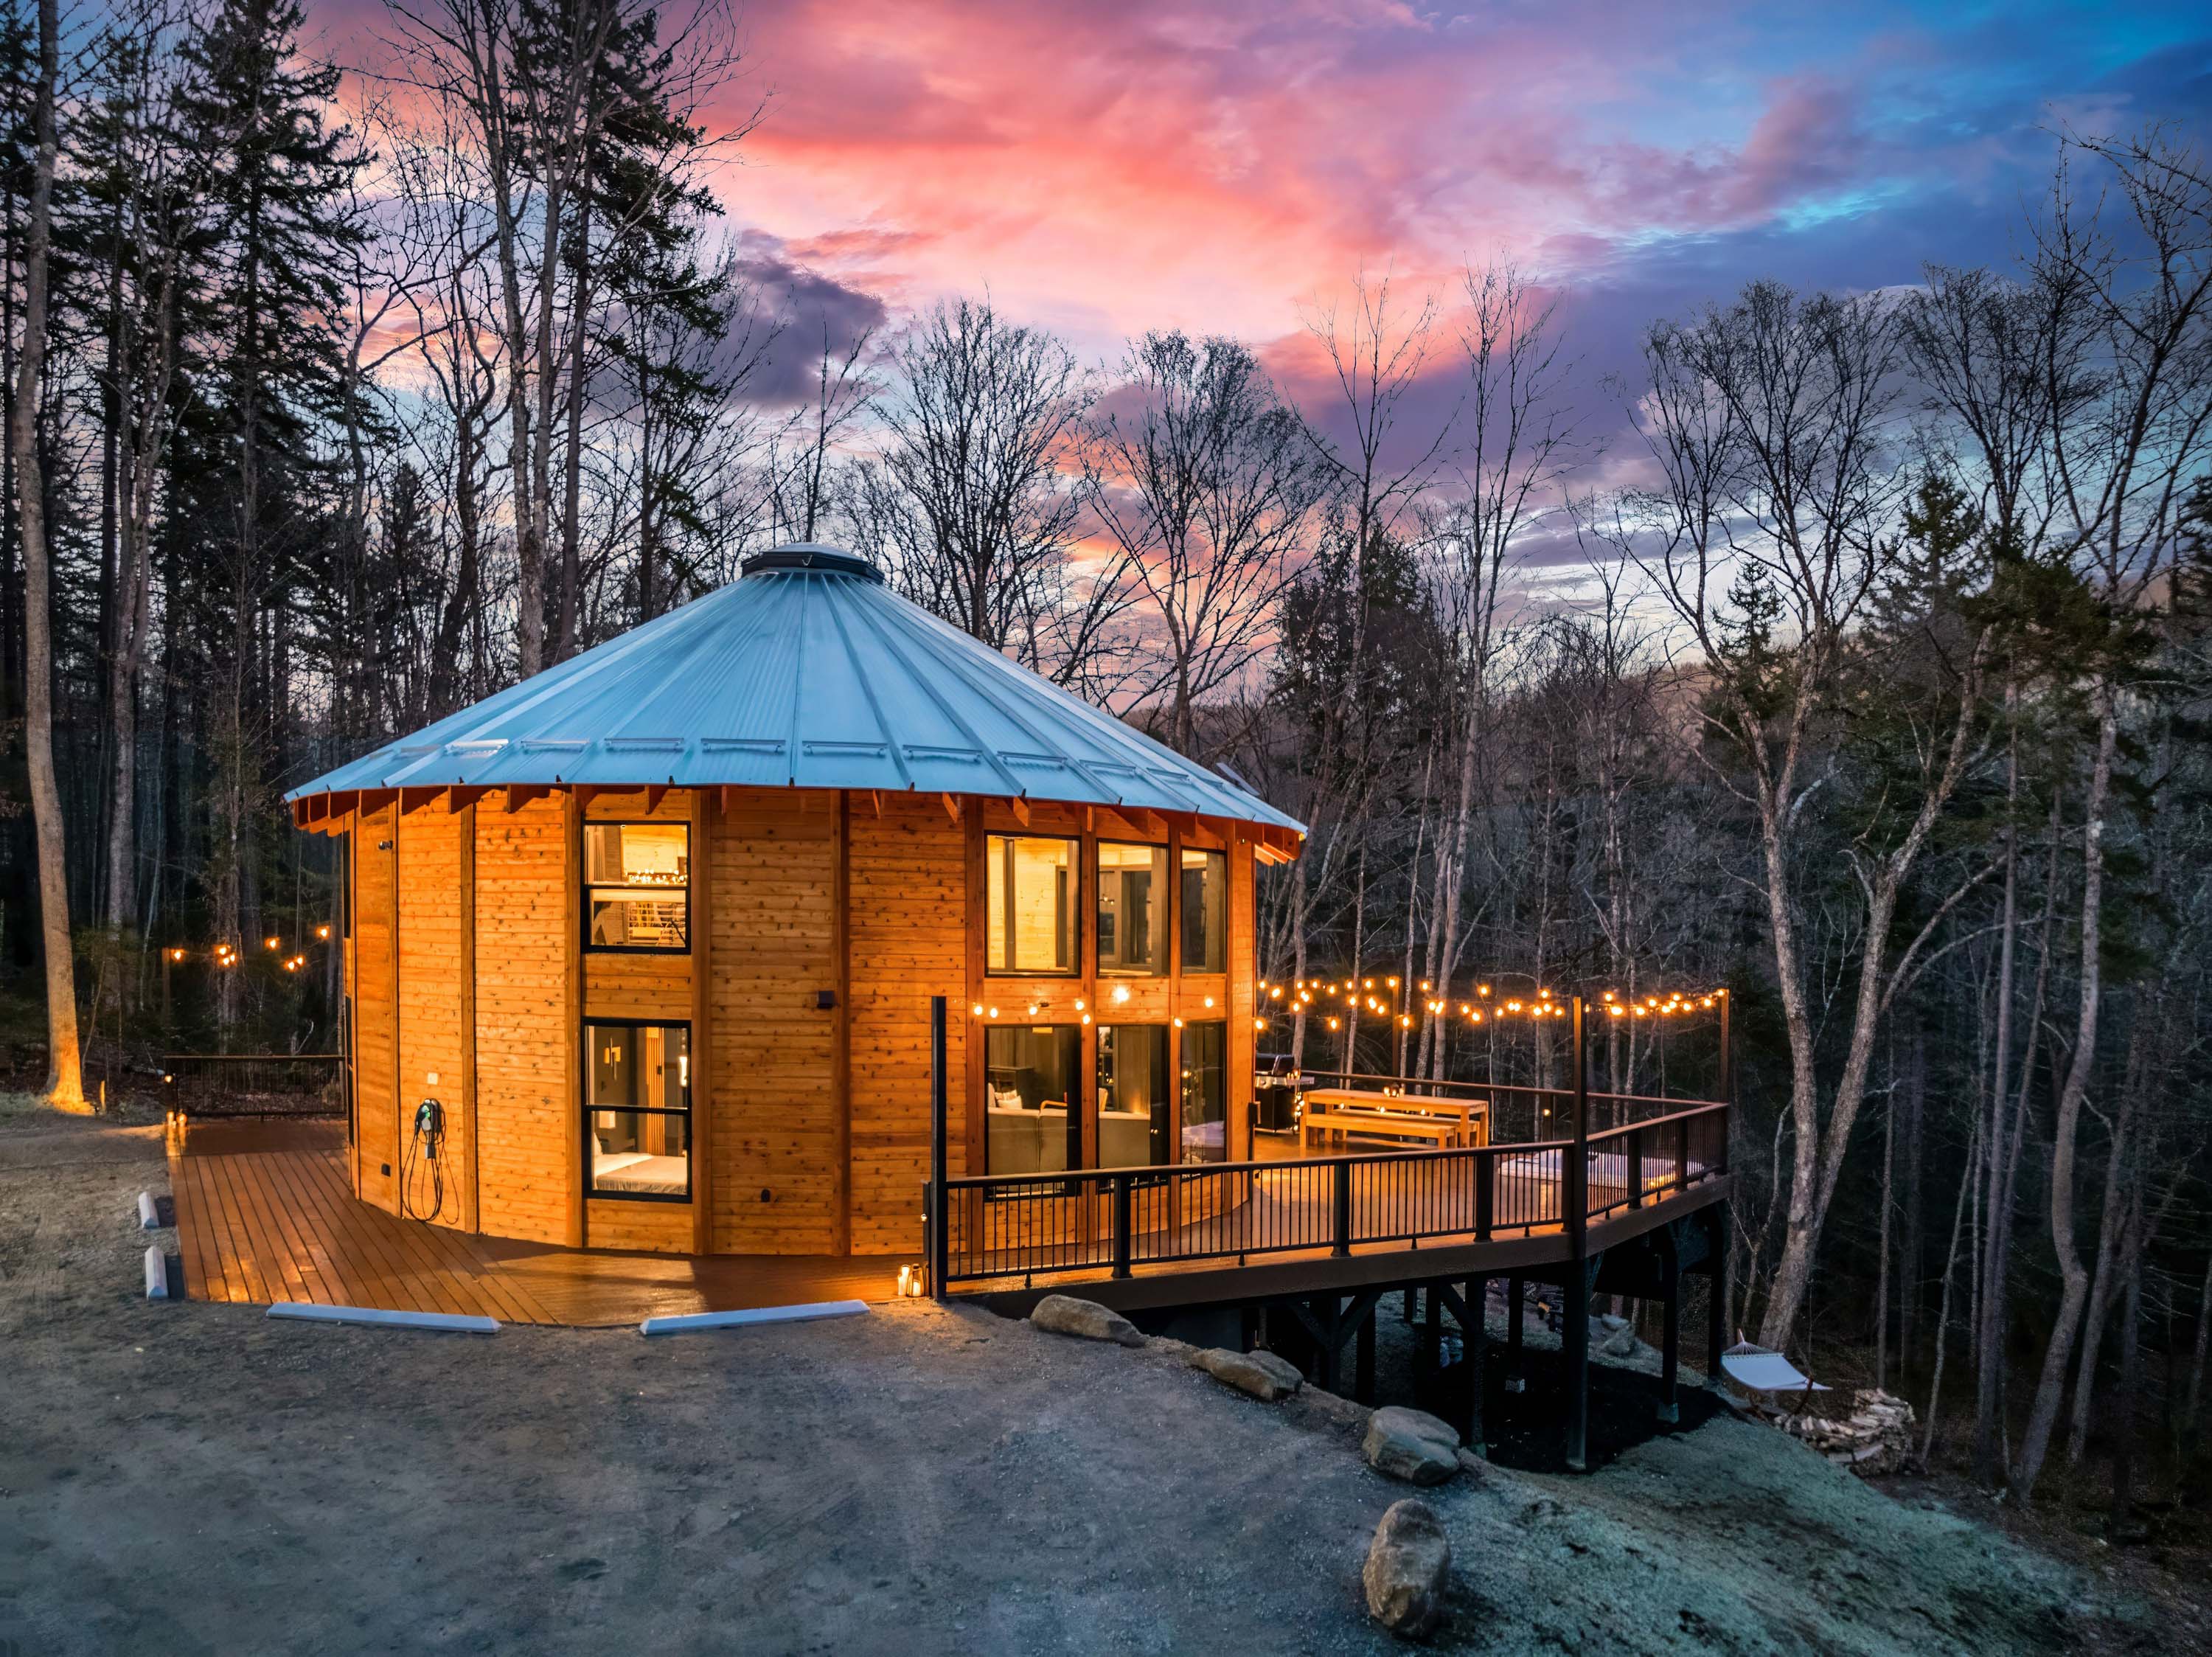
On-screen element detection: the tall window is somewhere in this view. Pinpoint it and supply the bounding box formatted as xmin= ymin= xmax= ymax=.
xmin=1096 ymin=1024 xmax=1170 ymax=1169
xmin=585 ymin=823 xmax=689 ymax=951
xmin=1180 ymin=848 xmax=1226 ymax=973
xmin=586 ymin=1021 xmax=691 ymax=1200
xmin=1180 ymin=1021 xmax=1226 ymax=1164
xmin=985 ymin=1026 xmax=1081 ymax=1176
xmin=987 ymin=835 xmax=1077 ymax=974
xmin=1096 ymin=842 xmax=1166 ymax=977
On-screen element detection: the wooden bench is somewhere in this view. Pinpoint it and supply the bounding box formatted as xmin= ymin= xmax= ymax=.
xmin=1299 ymin=1108 xmax=1463 ymax=1152
xmin=1298 ymin=1087 xmax=1488 ymax=1152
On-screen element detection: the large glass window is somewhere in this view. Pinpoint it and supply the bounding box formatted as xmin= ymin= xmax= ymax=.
xmin=985 ymin=1026 xmax=1081 ymax=1176
xmin=1180 ymin=848 xmax=1226 ymax=973
xmin=585 ymin=823 xmax=689 ymax=951
xmin=987 ymin=835 xmax=1077 ymax=975
xmin=586 ymin=1021 xmax=691 ymax=1200
xmin=1180 ymin=1021 xmax=1226 ymax=1164
xmin=1096 ymin=1024 xmax=1171 ymax=1169
xmin=1096 ymin=842 xmax=1167 ymax=977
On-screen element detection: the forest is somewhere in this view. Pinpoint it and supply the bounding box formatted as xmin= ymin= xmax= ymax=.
xmin=0 ymin=0 xmax=2207 ymax=1540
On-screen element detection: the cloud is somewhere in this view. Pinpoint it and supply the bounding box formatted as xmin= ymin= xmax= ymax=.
xmin=725 ymin=236 xmax=891 ymax=406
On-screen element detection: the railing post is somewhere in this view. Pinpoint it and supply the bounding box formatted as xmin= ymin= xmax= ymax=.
xmin=1475 ymin=1149 xmax=1494 ymax=1241
xmin=1332 ymin=1158 xmax=1352 ymax=1257
xmin=929 ymin=996 xmax=948 ymax=1299
xmin=1717 ymin=987 xmax=1733 ymax=1112
xmin=1674 ymin=1115 xmax=1689 ymax=1193
xmin=1568 ymin=997 xmax=1589 ymax=1231
xmin=1567 ymin=993 xmax=1591 ymax=1473
xmin=1628 ymin=1126 xmax=1645 ymax=1209
xmin=1111 ymin=1172 xmax=1133 ymax=1279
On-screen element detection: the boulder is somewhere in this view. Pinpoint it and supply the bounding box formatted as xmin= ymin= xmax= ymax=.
xmin=1599 ymin=1327 xmax=1639 ymax=1358
xmin=1363 ymin=1406 xmax=1462 ymax=1485
xmin=1188 ymin=1346 xmax=1303 ymax=1401
xmin=1363 ymin=1499 xmax=1451 ymax=1639
xmin=1029 ymin=1294 xmax=1144 ymax=1348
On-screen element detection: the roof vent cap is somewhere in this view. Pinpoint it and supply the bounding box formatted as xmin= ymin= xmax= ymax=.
xmin=741 ymin=543 xmax=884 ymax=583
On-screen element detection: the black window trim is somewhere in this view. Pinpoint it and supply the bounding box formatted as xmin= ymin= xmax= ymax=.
xmin=582 ymin=1015 xmax=695 ymax=1204
xmin=582 ymin=819 xmax=693 ymax=956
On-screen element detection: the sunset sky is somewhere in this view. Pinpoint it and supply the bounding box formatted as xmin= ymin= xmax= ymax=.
xmin=692 ymin=1 xmax=2209 ymax=382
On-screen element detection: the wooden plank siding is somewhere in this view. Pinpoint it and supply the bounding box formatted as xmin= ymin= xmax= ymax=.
xmin=352 ymin=801 xmax=397 ymax=1212
xmin=472 ymin=794 xmax=574 ymax=1244
xmin=396 ymin=804 xmax=472 ymax=1230
xmin=326 ymin=782 xmax=1270 ymax=1267
xmin=849 ymin=793 xmax=968 ymax=1254
xmin=708 ymin=793 xmax=841 ymax=1252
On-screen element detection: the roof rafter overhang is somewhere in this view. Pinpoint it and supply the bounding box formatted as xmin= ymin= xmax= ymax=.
xmin=284 ymin=780 xmax=1308 ymax=861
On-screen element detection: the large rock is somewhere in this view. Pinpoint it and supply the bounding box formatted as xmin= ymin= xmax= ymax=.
xmin=1363 ymin=1406 xmax=1461 ymax=1485
xmin=1188 ymin=1346 xmax=1303 ymax=1401
xmin=1363 ymin=1499 xmax=1451 ymax=1640
xmin=1029 ymin=1294 xmax=1144 ymax=1348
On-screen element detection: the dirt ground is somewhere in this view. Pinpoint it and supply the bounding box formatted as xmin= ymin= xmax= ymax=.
xmin=0 ymin=1102 xmax=2161 ymax=1656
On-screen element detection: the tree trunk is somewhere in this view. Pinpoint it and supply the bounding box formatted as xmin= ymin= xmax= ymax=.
xmin=13 ymin=0 xmax=80 ymax=1110
xmin=2014 ymin=684 xmax=2118 ymax=1499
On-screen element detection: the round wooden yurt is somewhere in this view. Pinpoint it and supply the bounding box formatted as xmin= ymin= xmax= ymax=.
xmin=288 ymin=546 xmax=1306 ymax=1259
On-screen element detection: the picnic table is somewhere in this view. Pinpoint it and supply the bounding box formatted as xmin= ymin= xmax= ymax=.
xmin=1297 ymin=1087 xmax=1489 ymax=1152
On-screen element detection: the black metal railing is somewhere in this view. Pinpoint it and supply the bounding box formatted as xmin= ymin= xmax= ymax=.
xmin=931 ymin=1100 xmax=1730 ymax=1290
xmin=161 ymin=1052 xmax=344 ymax=1117
xmin=933 ymin=1138 xmax=1568 ymax=1288
xmin=1582 ymin=1102 xmax=1728 ymax=1222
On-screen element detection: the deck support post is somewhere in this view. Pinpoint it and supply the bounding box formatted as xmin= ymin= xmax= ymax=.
xmin=1566 ymin=995 xmax=1591 ymax=1473
xmin=1658 ymin=1229 xmax=1681 ymax=1424
xmin=1354 ymin=1298 xmax=1377 ymax=1404
xmin=1705 ymin=1201 xmax=1729 ymax=1392
xmin=1464 ymin=1276 xmax=1487 ymax=1453
xmin=1504 ymin=1274 xmax=1526 ymax=1392
xmin=929 ymin=996 xmax=948 ymax=1300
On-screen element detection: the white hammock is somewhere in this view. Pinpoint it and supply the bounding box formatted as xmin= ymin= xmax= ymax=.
xmin=1721 ymin=1338 xmax=1829 ymax=1394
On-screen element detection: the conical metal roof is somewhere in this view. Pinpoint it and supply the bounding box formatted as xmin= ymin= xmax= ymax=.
xmin=287 ymin=545 xmax=1304 ymax=840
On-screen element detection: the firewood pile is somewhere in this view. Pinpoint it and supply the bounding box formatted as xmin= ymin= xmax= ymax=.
xmin=1758 ymin=1388 xmax=1916 ymax=1476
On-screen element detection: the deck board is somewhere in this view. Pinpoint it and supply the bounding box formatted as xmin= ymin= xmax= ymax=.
xmin=167 ymin=1119 xmax=907 ymax=1326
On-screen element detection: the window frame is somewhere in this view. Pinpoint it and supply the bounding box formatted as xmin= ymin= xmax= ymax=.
xmin=1094 ymin=838 xmax=1169 ymax=980
xmin=1094 ymin=1020 xmax=1174 ymax=1175
xmin=1178 ymin=1018 xmax=1228 ymax=1166
xmin=581 ymin=819 xmax=693 ymax=956
xmin=984 ymin=831 xmax=1082 ymax=978
xmin=1178 ymin=846 xmax=1228 ymax=975
xmin=983 ymin=1021 xmax=1086 ymax=1191
xmin=582 ymin=1016 xmax=695 ymax=1204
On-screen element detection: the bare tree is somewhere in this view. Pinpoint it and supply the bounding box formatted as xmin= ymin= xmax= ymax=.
xmin=2013 ymin=127 xmax=2212 ymax=1499
xmin=1622 ymin=281 xmax=1992 ymax=1353
xmin=1416 ymin=263 xmax=1579 ymax=1079
xmin=1084 ymin=331 xmax=1323 ymax=756
xmin=91 ymin=0 xmax=216 ymax=937
xmin=866 ymin=298 xmax=1133 ymax=689
xmin=14 ymin=0 xmax=80 ymax=1108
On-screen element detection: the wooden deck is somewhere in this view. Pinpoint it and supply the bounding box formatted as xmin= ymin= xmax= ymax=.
xmin=167 ymin=1119 xmax=907 ymax=1326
